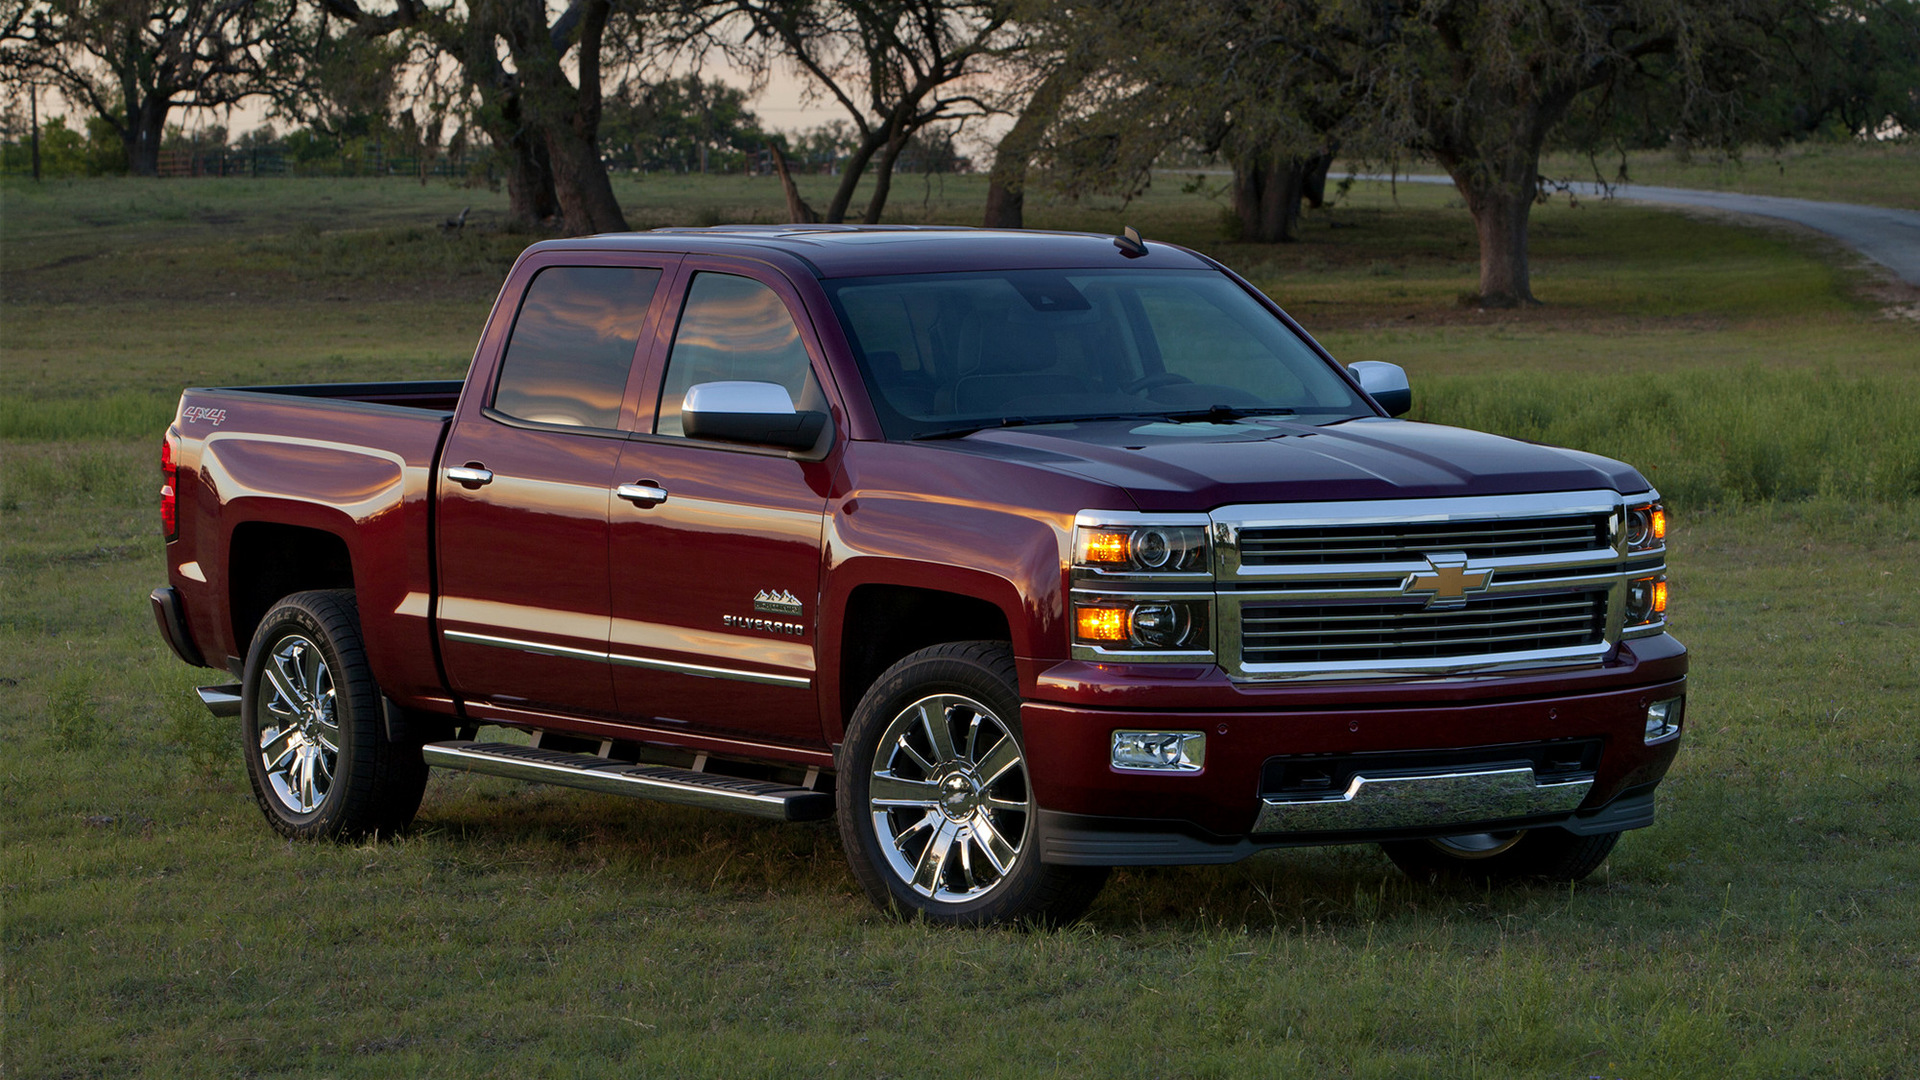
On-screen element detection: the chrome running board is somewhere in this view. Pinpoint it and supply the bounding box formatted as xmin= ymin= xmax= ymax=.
xmin=421 ymin=740 xmax=833 ymax=822
xmin=1252 ymin=765 xmax=1593 ymax=835
xmin=196 ymin=684 xmax=244 ymax=717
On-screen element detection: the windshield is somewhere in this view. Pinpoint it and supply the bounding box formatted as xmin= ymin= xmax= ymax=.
xmin=825 ymin=268 xmax=1371 ymax=439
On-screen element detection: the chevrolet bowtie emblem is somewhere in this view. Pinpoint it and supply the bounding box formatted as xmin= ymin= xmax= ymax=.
xmin=1402 ymin=553 xmax=1493 ymax=608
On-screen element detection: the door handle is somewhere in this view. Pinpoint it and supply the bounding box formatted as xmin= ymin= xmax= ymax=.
xmin=616 ymin=482 xmax=669 ymax=507
xmin=447 ymin=464 xmax=494 ymax=487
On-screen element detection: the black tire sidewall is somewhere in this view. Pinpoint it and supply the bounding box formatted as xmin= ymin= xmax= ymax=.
xmin=837 ymin=643 xmax=1053 ymax=925
xmin=240 ymin=592 xmax=378 ymax=839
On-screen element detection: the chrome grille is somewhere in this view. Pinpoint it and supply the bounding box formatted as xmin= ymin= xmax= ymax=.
xmin=1238 ymin=515 xmax=1610 ymax=565
xmin=1214 ymin=492 xmax=1643 ymax=680
xmin=1240 ymin=592 xmax=1606 ymax=666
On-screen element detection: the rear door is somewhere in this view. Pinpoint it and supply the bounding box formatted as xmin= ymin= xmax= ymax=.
xmin=605 ymin=260 xmax=837 ymax=746
xmin=436 ymin=256 xmax=674 ymax=717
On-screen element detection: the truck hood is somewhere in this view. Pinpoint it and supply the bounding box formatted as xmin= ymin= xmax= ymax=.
xmin=933 ymin=416 xmax=1650 ymax=511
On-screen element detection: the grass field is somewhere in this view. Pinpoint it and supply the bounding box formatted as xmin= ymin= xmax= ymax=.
xmin=3 ymin=170 xmax=1918 ymax=1077
xmin=1537 ymin=139 xmax=1920 ymax=210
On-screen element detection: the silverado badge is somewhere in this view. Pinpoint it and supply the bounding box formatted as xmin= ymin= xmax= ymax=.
xmin=1402 ymin=553 xmax=1492 ymax=609
xmin=753 ymin=588 xmax=805 ymax=616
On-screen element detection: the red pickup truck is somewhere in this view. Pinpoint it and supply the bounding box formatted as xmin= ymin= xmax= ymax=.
xmin=153 ymin=226 xmax=1684 ymax=924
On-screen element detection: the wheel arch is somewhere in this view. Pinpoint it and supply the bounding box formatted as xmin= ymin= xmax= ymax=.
xmin=227 ymin=520 xmax=356 ymax=659
xmin=831 ymin=579 xmax=1017 ymax=739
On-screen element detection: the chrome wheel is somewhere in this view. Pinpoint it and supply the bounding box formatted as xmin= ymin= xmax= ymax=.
xmin=867 ymin=693 xmax=1032 ymax=903
xmin=255 ymin=633 xmax=339 ymax=815
xmin=1427 ymin=830 xmax=1527 ymax=859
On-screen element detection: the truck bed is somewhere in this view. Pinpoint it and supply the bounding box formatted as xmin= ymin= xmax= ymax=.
xmin=165 ymin=380 xmax=460 ymax=705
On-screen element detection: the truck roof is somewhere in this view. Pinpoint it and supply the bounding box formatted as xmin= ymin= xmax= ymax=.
xmin=524 ymin=225 xmax=1219 ymax=279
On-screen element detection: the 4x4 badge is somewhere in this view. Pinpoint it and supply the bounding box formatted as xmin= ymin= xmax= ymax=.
xmin=753 ymin=589 xmax=804 ymax=616
xmin=1402 ymin=553 xmax=1492 ymax=609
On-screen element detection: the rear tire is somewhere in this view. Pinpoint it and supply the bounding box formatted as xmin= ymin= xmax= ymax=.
xmin=836 ymin=641 xmax=1107 ymax=926
xmin=1382 ymin=827 xmax=1620 ymax=884
xmin=240 ymin=590 xmax=428 ymax=840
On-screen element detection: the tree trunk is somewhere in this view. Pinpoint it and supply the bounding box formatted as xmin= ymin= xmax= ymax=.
xmin=824 ymin=131 xmax=886 ymax=224
xmin=126 ymin=97 xmax=168 ymax=177
xmin=983 ymin=61 xmax=1086 ymax=229
xmin=502 ymin=120 xmax=559 ymax=226
xmin=860 ymin=128 xmax=911 ymax=224
xmin=1302 ymin=148 xmax=1336 ymax=209
xmin=1436 ymin=148 xmax=1541 ymax=308
xmin=1229 ymin=152 xmax=1309 ymax=243
xmin=547 ymin=123 xmax=627 ymax=234
xmin=768 ymin=143 xmax=820 ymax=223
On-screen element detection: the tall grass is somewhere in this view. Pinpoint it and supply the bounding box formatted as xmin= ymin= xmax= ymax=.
xmin=0 ymin=392 xmax=176 ymax=441
xmin=1416 ymin=367 xmax=1920 ymax=508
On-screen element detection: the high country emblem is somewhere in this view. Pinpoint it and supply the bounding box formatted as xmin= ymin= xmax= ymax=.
xmin=753 ymin=588 xmax=805 ymax=616
xmin=1401 ymin=553 xmax=1493 ymax=609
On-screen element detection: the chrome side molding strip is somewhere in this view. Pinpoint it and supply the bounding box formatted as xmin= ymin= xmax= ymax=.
xmin=443 ymin=629 xmax=811 ymax=688
xmin=1252 ymin=766 xmax=1593 ymax=834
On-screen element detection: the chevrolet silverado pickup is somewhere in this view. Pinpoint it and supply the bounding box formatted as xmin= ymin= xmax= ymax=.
xmin=153 ymin=226 xmax=1685 ymax=924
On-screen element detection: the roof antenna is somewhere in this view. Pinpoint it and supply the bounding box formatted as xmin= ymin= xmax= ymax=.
xmin=1113 ymin=225 xmax=1147 ymax=256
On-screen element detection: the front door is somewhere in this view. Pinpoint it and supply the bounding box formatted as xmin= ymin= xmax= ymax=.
xmin=437 ymin=263 xmax=666 ymax=717
xmin=607 ymin=268 xmax=834 ymax=746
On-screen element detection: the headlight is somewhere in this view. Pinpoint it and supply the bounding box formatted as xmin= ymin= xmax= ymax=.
xmin=1625 ymin=574 xmax=1668 ymax=627
xmin=1072 ymin=514 xmax=1215 ymax=661
xmin=1075 ymin=600 xmax=1211 ymax=650
xmin=1625 ymin=500 xmax=1666 ymax=552
xmin=1075 ymin=524 xmax=1210 ymax=573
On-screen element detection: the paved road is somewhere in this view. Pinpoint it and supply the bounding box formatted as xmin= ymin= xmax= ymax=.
xmin=1375 ymin=173 xmax=1920 ymax=286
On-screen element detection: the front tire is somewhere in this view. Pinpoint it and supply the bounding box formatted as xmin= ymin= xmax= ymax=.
xmin=240 ymin=590 xmax=428 ymax=840
xmin=836 ymin=641 xmax=1107 ymax=926
xmin=1382 ymin=827 xmax=1620 ymax=884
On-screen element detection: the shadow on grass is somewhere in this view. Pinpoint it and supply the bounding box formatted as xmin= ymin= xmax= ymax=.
xmin=408 ymin=778 xmax=1608 ymax=935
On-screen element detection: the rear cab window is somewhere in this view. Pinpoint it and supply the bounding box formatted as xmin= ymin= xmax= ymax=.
xmin=492 ymin=266 xmax=663 ymax=430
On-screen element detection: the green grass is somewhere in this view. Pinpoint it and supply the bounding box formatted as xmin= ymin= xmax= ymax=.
xmin=1538 ymin=140 xmax=1920 ymax=210
xmin=3 ymin=174 xmax=1919 ymax=1076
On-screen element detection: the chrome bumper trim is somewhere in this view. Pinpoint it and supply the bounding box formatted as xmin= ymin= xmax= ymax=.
xmin=1252 ymin=766 xmax=1593 ymax=835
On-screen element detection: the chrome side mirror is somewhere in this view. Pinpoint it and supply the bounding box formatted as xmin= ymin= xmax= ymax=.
xmin=1348 ymin=361 xmax=1411 ymax=417
xmin=682 ymin=381 xmax=828 ymax=451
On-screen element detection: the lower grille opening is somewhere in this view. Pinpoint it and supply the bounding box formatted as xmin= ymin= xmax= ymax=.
xmin=1261 ymin=738 xmax=1603 ymax=798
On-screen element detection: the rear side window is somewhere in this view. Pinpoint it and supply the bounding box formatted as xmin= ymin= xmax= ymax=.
xmin=655 ymin=272 xmax=823 ymax=436
xmin=492 ymin=266 xmax=661 ymax=429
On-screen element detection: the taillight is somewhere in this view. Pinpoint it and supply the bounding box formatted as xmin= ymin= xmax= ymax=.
xmin=161 ymin=431 xmax=178 ymax=539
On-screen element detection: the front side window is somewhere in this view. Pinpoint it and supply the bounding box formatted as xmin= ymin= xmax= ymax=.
xmin=826 ymin=269 xmax=1370 ymax=439
xmin=655 ymin=272 xmax=824 ymax=436
xmin=492 ymin=266 xmax=661 ymax=429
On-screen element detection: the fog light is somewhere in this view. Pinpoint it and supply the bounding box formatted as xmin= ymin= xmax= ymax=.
xmin=1645 ymin=697 xmax=1684 ymax=744
xmin=1111 ymin=730 xmax=1206 ymax=772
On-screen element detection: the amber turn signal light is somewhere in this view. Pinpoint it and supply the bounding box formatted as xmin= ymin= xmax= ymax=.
xmin=1652 ymin=579 xmax=1668 ymax=615
xmin=1651 ymin=508 xmax=1667 ymax=542
xmin=1075 ymin=606 xmax=1129 ymax=642
xmin=1079 ymin=529 xmax=1131 ymax=565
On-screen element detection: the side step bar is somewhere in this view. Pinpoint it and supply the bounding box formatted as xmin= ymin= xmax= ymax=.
xmin=197 ymin=684 xmax=244 ymax=717
xmin=421 ymin=740 xmax=833 ymax=823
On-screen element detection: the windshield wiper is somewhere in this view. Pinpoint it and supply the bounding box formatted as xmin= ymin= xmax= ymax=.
xmin=1158 ymin=405 xmax=1296 ymax=422
xmin=914 ymin=413 xmax=1154 ymax=440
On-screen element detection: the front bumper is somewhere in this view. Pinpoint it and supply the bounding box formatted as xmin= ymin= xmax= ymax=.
xmin=1019 ymin=637 xmax=1685 ymax=866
